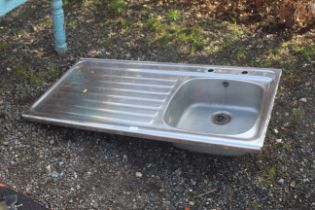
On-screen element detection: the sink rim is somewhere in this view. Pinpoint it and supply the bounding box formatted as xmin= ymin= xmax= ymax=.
xmin=161 ymin=77 xmax=268 ymax=138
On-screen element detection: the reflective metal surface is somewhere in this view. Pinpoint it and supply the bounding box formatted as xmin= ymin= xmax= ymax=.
xmin=164 ymin=79 xmax=263 ymax=135
xmin=22 ymin=58 xmax=281 ymax=156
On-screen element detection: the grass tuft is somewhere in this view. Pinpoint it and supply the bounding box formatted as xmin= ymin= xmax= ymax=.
xmin=167 ymin=9 xmax=180 ymax=21
xmin=108 ymin=0 xmax=126 ymax=16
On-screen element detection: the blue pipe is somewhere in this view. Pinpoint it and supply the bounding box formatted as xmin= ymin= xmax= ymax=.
xmin=52 ymin=0 xmax=67 ymax=55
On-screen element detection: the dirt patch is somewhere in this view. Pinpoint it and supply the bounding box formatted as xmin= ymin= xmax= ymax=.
xmin=0 ymin=1 xmax=314 ymax=209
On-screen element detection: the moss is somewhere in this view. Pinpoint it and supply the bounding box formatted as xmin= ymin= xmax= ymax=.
xmin=12 ymin=64 xmax=28 ymax=79
xmin=108 ymin=0 xmax=126 ymax=16
xmin=29 ymin=75 xmax=44 ymax=85
xmin=267 ymin=166 xmax=277 ymax=178
xmin=102 ymin=37 xmax=116 ymax=46
xmin=112 ymin=17 xmax=131 ymax=30
xmin=292 ymin=107 xmax=305 ymax=121
xmin=291 ymin=44 xmax=315 ymax=62
xmin=11 ymin=63 xmax=59 ymax=85
xmin=227 ymin=23 xmax=245 ymax=38
xmin=29 ymin=65 xmax=59 ymax=85
xmin=251 ymin=201 xmax=262 ymax=210
xmin=0 ymin=78 xmax=6 ymax=88
xmin=4 ymin=57 xmax=15 ymax=64
xmin=67 ymin=20 xmax=77 ymax=29
xmin=280 ymin=40 xmax=315 ymax=64
xmin=39 ymin=16 xmax=52 ymax=25
xmin=63 ymin=0 xmax=83 ymax=5
xmin=46 ymin=64 xmax=60 ymax=78
xmin=258 ymin=166 xmax=277 ymax=186
xmin=178 ymin=27 xmax=205 ymax=52
xmin=0 ymin=41 xmax=10 ymax=50
xmin=256 ymin=46 xmax=296 ymax=75
xmin=144 ymin=14 xmax=205 ymax=52
xmin=144 ymin=17 xmax=164 ymax=32
xmin=233 ymin=46 xmax=247 ymax=61
xmin=139 ymin=10 xmax=149 ymax=20
xmin=102 ymin=32 xmax=119 ymax=46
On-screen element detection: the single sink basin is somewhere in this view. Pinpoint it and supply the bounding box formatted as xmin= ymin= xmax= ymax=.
xmin=164 ymin=79 xmax=263 ymax=135
xmin=22 ymin=58 xmax=281 ymax=156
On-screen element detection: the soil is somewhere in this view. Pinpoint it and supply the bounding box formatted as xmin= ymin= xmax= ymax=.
xmin=0 ymin=1 xmax=314 ymax=209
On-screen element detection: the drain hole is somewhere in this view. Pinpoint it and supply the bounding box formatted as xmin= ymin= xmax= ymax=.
xmin=212 ymin=112 xmax=231 ymax=125
xmin=222 ymin=81 xmax=229 ymax=88
xmin=207 ymin=69 xmax=214 ymax=72
xmin=242 ymin=70 xmax=248 ymax=74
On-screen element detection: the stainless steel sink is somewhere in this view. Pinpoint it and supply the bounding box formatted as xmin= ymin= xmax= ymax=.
xmin=22 ymin=58 xmax=281 ymax=156
xmin=164 ymin=79 xmax=263 ymax=135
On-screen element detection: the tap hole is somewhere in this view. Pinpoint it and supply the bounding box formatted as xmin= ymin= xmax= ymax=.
xmin=242 ymin=71 xmax=248 ymax=74
xmin=207 ymin=69 xmax=214 ymax=72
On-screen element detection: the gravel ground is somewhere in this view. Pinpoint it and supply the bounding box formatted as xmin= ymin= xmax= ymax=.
xmin=0 ymin=1 xmax=314 ymax=209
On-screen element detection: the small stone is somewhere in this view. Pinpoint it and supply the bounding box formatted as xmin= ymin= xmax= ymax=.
xmin=278 ymin=178 xmax=284 ymax=184
xmin=175 ymin=168 xmax=182 ymax=176
xmin=273 ymin=128 xmax=279 ymax=134
xmin=135 ymin=172 xmax=143 ymax=178
xmin=276 ymin=139 xmax=282 ymax=143
xmin=3 ymin=141 xmax=9 ymax=146
xmin=299 ymin=98 xmax=307 ymax=103
xmin=290 ymin=181 xmax=296 ymax=188
xmin=49 ymin=140 xmax=54 ymax=145
xmin=189 ymin=201 xmax=195 ymax=206
xmin=50 ymin=171 xmax=60 ymax=178
xmin=46 ymin=165 xmax=52 ymax=173
xmin=6 ymin=67 xmax=11 ymax=72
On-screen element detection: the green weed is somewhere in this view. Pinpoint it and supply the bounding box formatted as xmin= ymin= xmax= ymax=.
xmin=167 ymin=9 xmax=180 ymax=21
xmin=233 ymin=46 xmax=247 ymax=61
xmin=11 ymin=63 xmax=59 ymax=85
xmin=12 ymin=64 xmax=28 ymax=79
xmin=145 ymin=17 xmax=164 ymax=32
xmin=251 ymin=201 xmax=262 ymax=210
xmin=291 ymin=44 xmax=315 ymax=62
xmin=108 ymin=0 xmax=126 ymax=16
xmin=63 ymin=0 xmax=83 ymax=5
xmin=292 ymin=107 xmax=305 ymax=121
xmin=227 ymin=23 xmax=245 ymax=38
xmin=258 ymin=166 xmax=277 ymax=186
xmin=0 ymin=78 xmax=6 ymax=88
xmin=0 ymin=41 xmax=10 ymax=50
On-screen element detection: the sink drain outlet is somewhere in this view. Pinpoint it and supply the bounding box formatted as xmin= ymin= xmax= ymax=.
xmin=212 ymin=112 xmax=231 ymax=125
